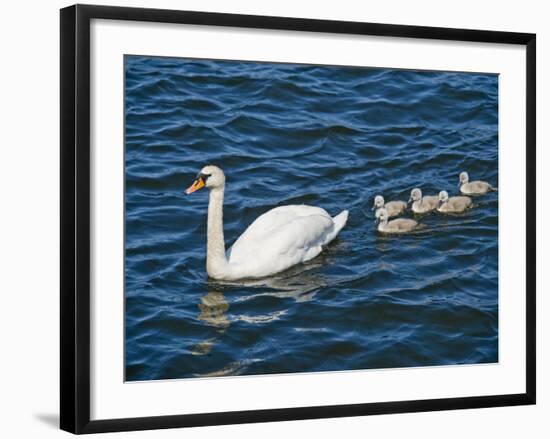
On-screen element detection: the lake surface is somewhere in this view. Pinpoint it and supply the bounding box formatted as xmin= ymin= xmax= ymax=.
xmin=124 ymin=55 xmax=498 ymax=381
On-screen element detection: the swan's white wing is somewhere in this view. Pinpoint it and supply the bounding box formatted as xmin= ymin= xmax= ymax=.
xmin=228 ymin=205 xmax=331 ymax=256
xmin=226 ymin=205 xmax=336 ymax=278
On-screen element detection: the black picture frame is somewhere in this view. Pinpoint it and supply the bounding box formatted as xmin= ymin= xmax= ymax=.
xmin=60 ymin=4 xmax=536 ymax=434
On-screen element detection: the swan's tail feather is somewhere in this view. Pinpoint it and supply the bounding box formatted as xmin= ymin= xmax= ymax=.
xmin=333 ymin=210 xmax=349 ymax=233
xmin=324 ymin=210 xmax=349 ymax=245
xmin=490 ymin=185 xmax=498 ymax=192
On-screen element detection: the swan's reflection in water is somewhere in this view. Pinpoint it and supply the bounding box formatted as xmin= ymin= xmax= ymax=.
xmin=215 ymin=258 xmax=330 ymax=303
xmin=190 ymin=291 xmax=229 ymax=356
xmin=189 ymin=260 xmax=329 ymax=364
xmin=197 ymin=291 xmax=230 ymax=328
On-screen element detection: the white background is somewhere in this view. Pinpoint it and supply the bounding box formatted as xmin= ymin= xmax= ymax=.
xmin=0 ymin=0 xmax=547 ymax=438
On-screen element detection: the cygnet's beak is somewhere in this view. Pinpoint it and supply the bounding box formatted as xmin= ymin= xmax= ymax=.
xmin=185 ymin=177 xmax=205 ymax=195
xmin=371 ymin=203 xmax=376 ymax=211
xmin=407 ymin=198 xmax=412 ymax=205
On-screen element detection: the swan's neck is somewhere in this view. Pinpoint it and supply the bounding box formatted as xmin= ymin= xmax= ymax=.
xmin=206 ymin=187 xmax=229 ymax=278
xmin=378 ymin=218 xmax=388 ymax=231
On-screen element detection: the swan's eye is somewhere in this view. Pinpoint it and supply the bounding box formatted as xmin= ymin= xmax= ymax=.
xmin=197 ymin=172 xmax=211 ymax=182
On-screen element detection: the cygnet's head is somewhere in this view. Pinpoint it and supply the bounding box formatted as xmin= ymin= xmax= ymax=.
xmin=375 ymin=207 xmax=389 ymax=223
xmin=185 ymin=165 xmax=226 ymax=194
xmin=459 ymin=171 xmax=469 ymax=185
xmin=409 ymin=188 xmax=422 ymax=203
xmin=372 ymin=195 xmax=385 ymax=210
xmin=439 ymin=190 xmax=449 ymax=204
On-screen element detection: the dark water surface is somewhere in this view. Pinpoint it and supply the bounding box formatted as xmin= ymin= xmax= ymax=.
xmin=125 ymin=56 xmax=498 ymax=381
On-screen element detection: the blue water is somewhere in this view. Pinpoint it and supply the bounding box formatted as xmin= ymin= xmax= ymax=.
xmin=124 ymin=55 xmax=498 ymax=381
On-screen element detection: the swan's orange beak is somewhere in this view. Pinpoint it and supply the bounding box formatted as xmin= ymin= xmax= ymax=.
xmin=185 ymin=177 xmax=205 ymax=195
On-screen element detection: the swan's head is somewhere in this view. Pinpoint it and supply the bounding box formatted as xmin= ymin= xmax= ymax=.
xmin=375 ymin=207 xmax=389 ymax=224
xmin=459 ymin=171 xmax=469 ymax=186
xmin=438 ymin=190 xmax=449 ymax=206
xmin=372 ymin=195 xmax=385 ymax=210
xmin=409 ymin=188 xmax=422 ymax=203
xmin=185 ymin=165 xmax=225 ymax=194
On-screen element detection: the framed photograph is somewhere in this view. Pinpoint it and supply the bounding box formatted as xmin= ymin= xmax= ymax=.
xmin=60 ymin=4 xmax=536 ymax=434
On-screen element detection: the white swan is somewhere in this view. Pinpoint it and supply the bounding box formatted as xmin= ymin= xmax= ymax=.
xmin=408 ymin=188 xmax=439 ymax=214
xmin=372 ymin=195 xmax=407 ymax=218
xmin=459 ymin=171 xmax=497 ymax=195
xmin=185 ymin=165 xmax=349 ymax=280
xmin=437 ymin=190 xmax=472 ymax=213
xmin=375 ymin=208 xmax=418 ymax=234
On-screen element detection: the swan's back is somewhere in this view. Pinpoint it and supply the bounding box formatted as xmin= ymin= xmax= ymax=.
xmin=380 ymin=200 xmax=407 ymax=217
xmin=412 ymin=195 xmax=439 ymax=213
xmin=460 ymin=181 xmax=493 ymax=195
xmin=235 ymin=205 xmax=331 ymax=239
xmin=380 ymin=218 xmax=417 ymax=233
xmin=226 ymin=205 xmax=347 ymax=277
xmin=439 ymin=196 xmax=472 ymax=213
